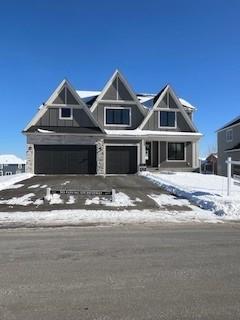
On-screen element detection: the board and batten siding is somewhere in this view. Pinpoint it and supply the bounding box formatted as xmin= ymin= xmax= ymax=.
xmin=36 ymin=108 xmax=96 ymax=128
xmin=143 ymin=111 xmax=193 ymax=132
xmin=159 ymin=141 xmax=193 ymax=168
xmin=92 ymin=104 xmax=145 ymax=130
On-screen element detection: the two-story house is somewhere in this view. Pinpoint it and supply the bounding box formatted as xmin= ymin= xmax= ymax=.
xmin=23 ymin=70 xmax=202 ymax=175
xmin=0 ymin=154 xmax=26 ymax=176
xmin=217 ymin=116 xmax=240 ymax=176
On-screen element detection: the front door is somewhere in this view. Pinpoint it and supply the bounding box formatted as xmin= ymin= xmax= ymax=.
xmin=146 ymin=142 xmax=151 ymax=166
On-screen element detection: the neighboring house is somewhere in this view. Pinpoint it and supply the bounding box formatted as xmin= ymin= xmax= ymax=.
xmin=0 ymin=154 xmax=26 ymax=176
xmin=23 ymin=70 xmax=202 ymax=175
xmin=217 ymin=116 xmax=240 ymax=176
xmin=201 ymin=153 xmax=218 ymax=174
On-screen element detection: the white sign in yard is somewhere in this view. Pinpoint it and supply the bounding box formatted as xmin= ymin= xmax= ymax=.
xmin=226 ymin=157 xmax=240 ymax=196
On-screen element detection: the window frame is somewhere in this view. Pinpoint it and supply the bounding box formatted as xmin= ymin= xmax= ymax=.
xmin=59 ymin=107 xmax=73 ymax=120
xmin=104 ymin=106 xmax=131 ymax=127
xmin=226 ymin=129 xmax=233 ymax=142
xmin=158 ymin=110 xmax=177 ymax=129
xmin=166 ymin=142 xmax=186 ymax=162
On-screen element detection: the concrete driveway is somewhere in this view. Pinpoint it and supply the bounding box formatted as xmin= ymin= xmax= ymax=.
xmin=0 ymin=175 xmax=192 ymax=212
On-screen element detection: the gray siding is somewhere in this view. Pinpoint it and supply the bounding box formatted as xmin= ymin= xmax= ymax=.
xmin=143 ymin=111 xmax=193 ymax=132
xmin=52 ymin=87 xmax=79 ymax=105
xmin=0 ymin=164 xmax=25 ymax=175
xmin=92 ymin=104 xmax=144 ymax=130
xmin=102 ymin=77 xmax=133 ymax=101
xmin=159 ymin=141 xmax=192 ymax=168
xmin=36 ymin=108 xmax=96 ymax=128
xmin=218 ymin=124 xmax=240 ymax=175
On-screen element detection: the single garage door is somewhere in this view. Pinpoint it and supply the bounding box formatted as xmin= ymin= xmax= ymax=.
xmin=35 ymin=145 xmax=96 ymax=174
xmin=106 ymin=146 xmax=137 ymax=174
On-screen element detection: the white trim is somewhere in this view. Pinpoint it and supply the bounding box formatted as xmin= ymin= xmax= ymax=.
xmin=226 ymin=128 xmax=233 ymax=142
xmin=158 ymin=110 xmax=177 ymax=129
xmin=225 ymin=148 xmax=240 ymax=153
xmin=104 ymin=143 xmax=140 ymax=175
xmin=217 ymin=115 xmax=240 ymax=132
xmin=166 ymin=142 xmax=186 ymax=162
xmin=139 ymin=85 xmax=198 ymax=133
xmin=90 ymin=70 xmax=146 ymax=116
xmin=59 ymin=107 xmax=73 ymax=120
xmin=104 ymin=106 xmax=131 ymax=127
xmin=99 ymin=100 xmax=138 ymax=105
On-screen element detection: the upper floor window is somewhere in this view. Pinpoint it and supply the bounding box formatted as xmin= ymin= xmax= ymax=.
xmin=226 ymin=129 xmax=233 ymax=142
xmin=18 ymin=164 xmax=22 ymax=169
xmin=59 ymin=107 xmax=72 ymax=120
xmin=159 ymin=111 xmax=176 ymax=128
xmin=105 ymin=107 xmax=131 ymax=126
xmin=0 ymin=164 xmax=3 ymax=169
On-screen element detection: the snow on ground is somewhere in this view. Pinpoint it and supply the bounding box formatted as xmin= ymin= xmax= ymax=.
xmin=0 ymin=173 xmax=33 ymax=191
xmin=85 ymin=192 xmax=137 ymax=207
xmin=0 ymin=207 xmax=221 ymax=228
xmin=0 ymin=193 xmax=35 ymax=206
xmin=28 ymin=184 xmax=40 ymax=189
xmin=143 ymin=172 xmax=240 ymax=219
xmin=66 ymin=196 xmax=76 ymax=204
xmin=49 ymin=194 xmax=63 ymax=205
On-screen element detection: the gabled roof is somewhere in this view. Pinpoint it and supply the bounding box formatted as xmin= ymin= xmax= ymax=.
xmin=139 ymin=85 xmax=198 ymax=132
xmin=23 ymin=79 xmax=105 ymax=133
xmin=217 ymin=115 xmax=240 ymax=132
xmin=90 ymin=70 xmax=147 ymax=116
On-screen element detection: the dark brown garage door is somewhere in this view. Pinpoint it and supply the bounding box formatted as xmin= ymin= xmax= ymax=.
xmin=106 ymin=146 xmax=137 ymax=174
xmin=35 ymin=145 xmax=96 ymax=174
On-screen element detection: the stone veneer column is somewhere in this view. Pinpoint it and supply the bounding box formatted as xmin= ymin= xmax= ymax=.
xmin=26 ymin=144 xmax=34 ymax=173
xmin=96 ymin=139 xmax=105 ymax=175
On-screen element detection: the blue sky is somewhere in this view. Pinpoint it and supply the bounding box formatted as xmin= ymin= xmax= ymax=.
xmin=0 ymin=0 xmax=240 ymax=159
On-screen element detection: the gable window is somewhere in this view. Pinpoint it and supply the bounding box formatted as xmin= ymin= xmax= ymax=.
xmin=167 ymin=143 xmax=185 ymax=161
xmin=105 ymin=107 xmax=131 ymax=126
xmin=226 ymin=129 xmax=233 ymax=142
xmin=159 ymin=111 xmax=176 ymax=128
xmin=59 ymin=107 xmax=72 ymax=120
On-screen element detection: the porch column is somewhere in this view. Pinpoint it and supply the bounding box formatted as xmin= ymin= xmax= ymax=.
xmin=96 ymin=139 xmax=105 ymax=175
xmin=141 ymin=140 xmax=146 ymax=165
xmin=26 ymin=144 xmax=34 ymax=174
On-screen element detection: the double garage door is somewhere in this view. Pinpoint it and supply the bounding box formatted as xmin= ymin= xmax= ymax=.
xmin=35 ymin=145 xmax=96 ymax=174
xmin=34 ymin=145 xmax=138 ymax=174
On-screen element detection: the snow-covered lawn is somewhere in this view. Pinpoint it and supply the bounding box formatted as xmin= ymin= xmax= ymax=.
xmin=0 ymin=206 xmax=221 ymax=228
xmin=144 ymin=172 xmax=240 ymax=219
xmin=0 ymin=173 xmax=33 ymax=191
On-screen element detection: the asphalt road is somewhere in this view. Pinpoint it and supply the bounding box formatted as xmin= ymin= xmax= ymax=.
xmin=0 ymin=224 xmax=240 ymax=320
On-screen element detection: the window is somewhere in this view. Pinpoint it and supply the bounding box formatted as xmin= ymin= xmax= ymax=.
xmin=105 ymin=107 xmax=131 ymax=126
xmin=159 ymin=111 xmax=176 ymax=128
xmin=59 ymin=107 xmax=72 ymax=120
xmin=167 ymin=143 xmax=185 ymax=161
xmin=18 ymin=164 xmax=22 ymax=169
xmin=0 ymin=164 xmax=3 ymax=169
xmin=226 ymin=129 xmax=233 ymax=142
